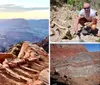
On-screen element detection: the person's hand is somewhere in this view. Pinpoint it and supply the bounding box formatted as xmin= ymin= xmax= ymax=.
xmin=85 ymin=22 xmax=92 ymax=27
xmin=73 ymin=29 xmax=78 ymax=38
xmin=74 ymin=29 xmax=78 ymax=34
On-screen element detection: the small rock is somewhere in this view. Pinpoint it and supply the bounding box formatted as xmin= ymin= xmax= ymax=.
xmin=50 ymin=30 xmax=55 ymax=36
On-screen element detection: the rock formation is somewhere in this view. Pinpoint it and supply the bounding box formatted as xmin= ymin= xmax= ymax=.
xmin=7 ymin=37 xmax=49 ymax=57
xmin=0 ymin=41 xmax=49 ymax=85
xmin=7 ymin=42 xmax=23 ymax=57
xmin=50 ymin=44 xmax=100 ymax=85
xmin=0 ymin=53 xmax=15 ymax=63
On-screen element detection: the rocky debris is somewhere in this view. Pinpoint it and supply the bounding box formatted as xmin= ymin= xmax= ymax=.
xmin=0 ymin=42 xmax=49 ymax=85
xmin=50 ymin=4 xmax=100 ymax=42
xmin=7 ymin=42 xmax=23 ymax=57
xmin=39 ymin=68 xmax=49 ymax=85
xmin=50 ymin=44 xmax=100 ymax=85
xmin=50 ymin=4 xmax=77 ymax=42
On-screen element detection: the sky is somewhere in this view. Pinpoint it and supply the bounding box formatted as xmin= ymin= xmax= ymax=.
xmin=0 ymin=0 xmax=49 ymax=19
xmin=84 ymin=44 xmax=100 ymax=52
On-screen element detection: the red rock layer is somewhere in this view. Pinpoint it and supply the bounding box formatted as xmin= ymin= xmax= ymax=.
xmin=0 ymin=53 xmax=15 ymax=63
xmin=50 ymin=44 xmax=100 ymax=85
xmin=51 ymin=44 xmax=88 ymax=62
xmin=0 ymin=42 xmax=49 ymax=85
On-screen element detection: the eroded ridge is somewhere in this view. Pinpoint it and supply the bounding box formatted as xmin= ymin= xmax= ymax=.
xmin=0 ymin=42 xmax=49 ymax=85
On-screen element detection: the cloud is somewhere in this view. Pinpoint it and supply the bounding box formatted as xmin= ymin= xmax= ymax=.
xmin=0 ymin=10 xmax=49 ymax=19
xmin=0 ymin=4 xmax=49 ymax=12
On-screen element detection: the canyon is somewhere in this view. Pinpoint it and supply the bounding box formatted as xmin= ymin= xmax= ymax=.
xmin=50 ymin=44 xmax=100 ymax=85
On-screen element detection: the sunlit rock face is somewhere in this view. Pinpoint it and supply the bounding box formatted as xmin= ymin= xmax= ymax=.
xmin=7 ymin=37 xmax=49 ymax=57
xmin=50 ymin=44 xmax=100 ymax=85
xmin=0 ymin=42 xmax=49 ymax=85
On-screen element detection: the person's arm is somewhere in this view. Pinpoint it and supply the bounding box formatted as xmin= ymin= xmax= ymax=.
xmin=74 ymin=9 xmax=83 ymax=34
xmin=75 ymin=16 xmax=81 ymax=33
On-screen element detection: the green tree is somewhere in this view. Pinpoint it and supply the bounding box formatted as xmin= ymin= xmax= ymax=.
xmin=67 ymin=0 xmax=91 ymax=10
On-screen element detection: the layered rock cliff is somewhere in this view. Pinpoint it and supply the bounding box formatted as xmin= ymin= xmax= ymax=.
xmin=50 ymin=44 xmax=100 ymax=85
xmin=0 ymin=40 xmax=49 ymax=85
